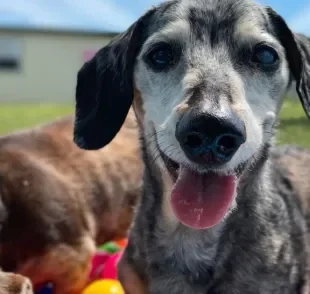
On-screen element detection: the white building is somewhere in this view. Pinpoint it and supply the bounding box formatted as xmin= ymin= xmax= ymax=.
xmin=0 ymin=0 xmax=157 ymax=102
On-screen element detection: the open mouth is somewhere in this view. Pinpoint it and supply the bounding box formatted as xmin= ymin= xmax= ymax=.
xmin=157 ymin=143 xmax=237 ymax=230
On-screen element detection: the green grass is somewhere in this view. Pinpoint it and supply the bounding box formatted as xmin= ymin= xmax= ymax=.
xmin=277 ymin=99 xmax=310 ymax=148
xmin=0 ymin=100 xmax=308 ymax=148
xmin=0 ymin=103 xmax=73 ymax=134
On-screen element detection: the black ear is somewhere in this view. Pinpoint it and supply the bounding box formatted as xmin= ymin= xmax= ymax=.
xmin=266 ymin=7 xmax=310 ymax=118
xmin=74 ymin=8 xmax=155 ymax=150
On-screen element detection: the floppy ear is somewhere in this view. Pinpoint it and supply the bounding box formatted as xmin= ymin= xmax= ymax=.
xmin=266 ymin=7 xmax=310 ymax=118
xmin=74 ymin=8 xmax=155 ymax=150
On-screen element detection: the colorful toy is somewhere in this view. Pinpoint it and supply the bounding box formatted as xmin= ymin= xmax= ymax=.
xmin=98 ymin=242 xmax=120 ymax=254
xmin=82 ymin=280 xmax=124 ymax=294
xmin=36 ymin=238 xmax=128 ymax=294
xmin=101 ymin=252 xmax=123 ymax=280
xmin=114 ymin=238 xmax=128 ymax=249
xmin=98 ymin=238 xmax=127 ymax=254
xmin=89 ymin=251 xmax=111 ymax=281
xmin=89 ymin=251 xmax=123 ymax=280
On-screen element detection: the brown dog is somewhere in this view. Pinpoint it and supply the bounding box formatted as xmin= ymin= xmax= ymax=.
xmin=0 ymin=109 xmax=142 ymax=294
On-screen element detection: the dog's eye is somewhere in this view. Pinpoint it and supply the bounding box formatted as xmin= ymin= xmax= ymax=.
xmin=148 ymin=45 xmax=173 ymax=70
xmin=252 ymin=44 xmax=279 ymax=67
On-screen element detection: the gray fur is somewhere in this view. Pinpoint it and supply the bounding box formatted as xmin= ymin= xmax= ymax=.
xmin=73 ymin=0 xmax=310 ymax=293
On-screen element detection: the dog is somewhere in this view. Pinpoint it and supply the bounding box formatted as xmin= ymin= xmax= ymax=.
xmin=0 ymin=111 xmax=142 ymax=294
xmin=72 ymin=0 xmax=310 ymax=292
xmin=271 ymin=145 xmax=310 ymax=228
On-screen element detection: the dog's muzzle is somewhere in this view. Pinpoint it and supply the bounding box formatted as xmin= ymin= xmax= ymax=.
xmin=175 ymin=109 xmax=246 ymax=166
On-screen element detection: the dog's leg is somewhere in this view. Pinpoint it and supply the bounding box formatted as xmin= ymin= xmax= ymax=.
xmin=117 ymin=256 xmax=147 ymax=294
xmin=17 ymin=236 xmax=95 ymax=294
xmin=0 ymin=272 xmax=33 ymax=294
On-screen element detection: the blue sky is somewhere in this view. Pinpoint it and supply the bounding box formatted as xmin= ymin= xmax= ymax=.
xmin=0 ymin=0 xmax=309 ymax=35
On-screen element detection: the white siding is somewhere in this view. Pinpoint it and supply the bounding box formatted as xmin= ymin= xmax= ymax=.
xmin=0 ymin=30 xmax=113 ymax=102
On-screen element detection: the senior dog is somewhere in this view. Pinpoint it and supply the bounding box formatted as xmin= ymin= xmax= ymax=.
xmin=73 ymin=0 xmax=310 ymax=292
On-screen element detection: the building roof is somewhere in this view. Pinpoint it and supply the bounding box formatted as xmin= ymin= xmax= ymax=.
xmin=0 ymin=0 xmax=162 ymax=34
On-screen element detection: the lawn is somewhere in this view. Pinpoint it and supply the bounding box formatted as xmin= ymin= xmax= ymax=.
xmin=277 ymin=98 xmax=310 ymax=148
xmin=0 ymin=103 xmax=73 ymax=134
xmin=0 ymin=99 xmax=308 ymax=148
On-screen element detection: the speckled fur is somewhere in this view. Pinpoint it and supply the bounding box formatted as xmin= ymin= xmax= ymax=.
xmin=122 ymin=141 xmax=309 ymax=294
xmin=272 ymin=145 xmax=310 ymax=245
xmin=73 ymin=0 xmax=310 ymax=293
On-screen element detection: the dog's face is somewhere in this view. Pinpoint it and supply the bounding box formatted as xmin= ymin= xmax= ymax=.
xmin=134 ymin=0 xmax=291 ymax=174
xmin=74 ymin=0 xmax=310 ymax=229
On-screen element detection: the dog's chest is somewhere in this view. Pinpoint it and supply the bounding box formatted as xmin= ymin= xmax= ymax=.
xmin=148 ymin=225 xmax=221 ymax=294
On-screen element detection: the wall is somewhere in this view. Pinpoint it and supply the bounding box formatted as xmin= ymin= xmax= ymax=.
xmin=0 ymin=30 xmax=113 ymax=102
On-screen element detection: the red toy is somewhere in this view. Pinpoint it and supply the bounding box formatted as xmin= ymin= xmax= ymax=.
xmin=88 ymin=251 xmax=111 ymax=281
xmin=101 ymin=252 xmax=123 ymax=280
xmin=89 ymin=239 xmax=125 ymax=282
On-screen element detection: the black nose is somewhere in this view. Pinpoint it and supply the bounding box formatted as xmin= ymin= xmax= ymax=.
xmin=176 ymin=111 xmax=246 ymax=165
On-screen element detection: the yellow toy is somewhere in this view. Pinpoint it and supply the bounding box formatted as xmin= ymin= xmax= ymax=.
xmin=82 ymin=280 xmax=124 ymax=294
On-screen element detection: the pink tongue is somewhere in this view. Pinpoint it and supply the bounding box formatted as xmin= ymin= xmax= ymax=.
xmin=170 ymin=168 xmax=236 ymax=230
